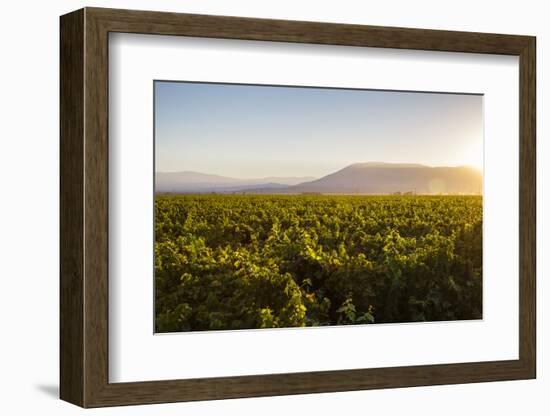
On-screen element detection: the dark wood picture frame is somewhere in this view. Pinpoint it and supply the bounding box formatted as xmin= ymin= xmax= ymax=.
xmin=60 ymin=7 xmax=536 ymax=408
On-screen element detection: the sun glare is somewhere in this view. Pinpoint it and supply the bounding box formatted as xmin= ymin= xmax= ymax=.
xmin=461 ymin=142 xmax=484 ymax=172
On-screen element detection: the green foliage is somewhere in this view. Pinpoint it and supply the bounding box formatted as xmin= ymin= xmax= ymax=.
xmin=155 ymin=194 xmax=482 ymax=332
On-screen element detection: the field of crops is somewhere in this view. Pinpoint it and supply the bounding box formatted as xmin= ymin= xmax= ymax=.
xmin=155 ymin=194 xmax=482 ymax=332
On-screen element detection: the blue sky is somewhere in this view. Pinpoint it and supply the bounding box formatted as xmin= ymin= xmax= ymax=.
xmin=155 ymin=81 xmax=483 ymax=178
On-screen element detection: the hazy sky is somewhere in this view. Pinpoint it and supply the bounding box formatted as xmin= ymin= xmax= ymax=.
xmin=155 ymin=81 xmax=483 ymax=178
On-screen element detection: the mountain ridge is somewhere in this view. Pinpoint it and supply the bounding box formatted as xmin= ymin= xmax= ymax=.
xmin=155 ymin=171 xmax=316 ymax=193
xmin=156 ymin=163 xmax=482 ymax=195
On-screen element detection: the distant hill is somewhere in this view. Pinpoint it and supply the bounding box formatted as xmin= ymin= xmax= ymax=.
xmin=288 ymin=162 xmax=482 ymax=194
xmin=155 ymin=171 xmax=315 ymax=193
xmin=156 ymin=163 xmax=482 ymax=195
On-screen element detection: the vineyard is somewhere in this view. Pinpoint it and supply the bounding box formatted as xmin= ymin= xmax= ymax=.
xmin=155 ymin=194 xmax=482 ymax=332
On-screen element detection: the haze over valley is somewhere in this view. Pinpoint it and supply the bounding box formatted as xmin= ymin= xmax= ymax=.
xmin=156 ymin=162 xmax=482 ymax=195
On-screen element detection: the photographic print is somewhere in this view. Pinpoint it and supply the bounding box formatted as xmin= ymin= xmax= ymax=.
xmin=154 ymin=81 xmax=483 ymax=333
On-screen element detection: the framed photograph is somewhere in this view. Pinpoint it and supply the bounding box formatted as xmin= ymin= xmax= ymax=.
xmin=60 ymin=7 xmax=536 ymax=408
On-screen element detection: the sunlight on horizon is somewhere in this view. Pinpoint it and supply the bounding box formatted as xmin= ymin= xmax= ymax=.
xmin=155 ymin=81 xmax=483 ymax=179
